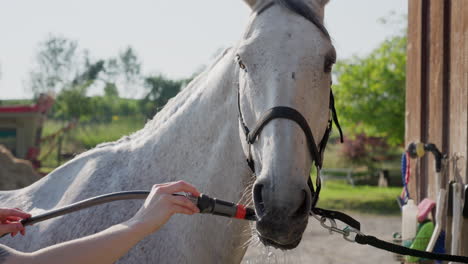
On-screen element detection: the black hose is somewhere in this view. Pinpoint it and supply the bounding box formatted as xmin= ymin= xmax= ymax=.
xmin=1 ymin=191 xmax=256 ymax=238
xmin=21 ymin=191 xmax=150 ymax=227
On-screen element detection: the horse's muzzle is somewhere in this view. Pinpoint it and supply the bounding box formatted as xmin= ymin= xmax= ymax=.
xmin=253 ymin=181 xmax=311 ymax=249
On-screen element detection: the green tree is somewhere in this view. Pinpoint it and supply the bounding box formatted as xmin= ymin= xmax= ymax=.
xmin=333 ymin=34 xmax=406 ymax=146
xmin=104 ymin=83 xmax=119 ymax=98
xmin=28 ymin=35 xmax=137 ymax=120
xmin=119 ymin=48 xmax=141 ymax=84
xmin=72 ymin=60 xmax=105 ymax=86
xmin=53 ymin=84 xmax=92 ymax=120
xmin=51 ymin=59 xmax=106 ymax=120
xmin=103 ymin=47 xmax=142 ymax=98
xmin=141 ymin=75 xmax=190 ymax=118
xmin=28 ymin=35 xmax=81 ymax=95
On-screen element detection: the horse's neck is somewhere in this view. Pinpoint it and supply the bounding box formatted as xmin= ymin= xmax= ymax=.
xmin=0 ymin=50 xmax=251 ymax=262
xmin=128 ymin=49 xmax=248 ymax=197
xmin=12 ymin=49 xmax=249 ymax=208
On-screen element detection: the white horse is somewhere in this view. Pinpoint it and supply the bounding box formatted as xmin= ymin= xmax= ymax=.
xmin=0 ymin=0 xmax=335 ymax=262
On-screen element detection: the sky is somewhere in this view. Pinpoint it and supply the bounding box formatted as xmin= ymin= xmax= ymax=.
xmin=0 ymin=0 xmax=407 ymax=99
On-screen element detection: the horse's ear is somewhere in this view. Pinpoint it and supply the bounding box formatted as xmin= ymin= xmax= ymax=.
xmin=309 ymin=0 xmax=330 ymax=21
xmin=315 ymin=0 xmax=330 ymax=7
xmin=243 ymin=0 xmax=257 ymax=8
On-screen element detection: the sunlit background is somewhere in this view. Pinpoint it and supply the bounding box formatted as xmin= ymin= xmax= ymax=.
xmin=0 ymin=2 xmax=409 ymax=262
xmin=0 ymin=0 xmax=408 ymax=212
xmin=0 ymin=0 xmax=406 ymax=99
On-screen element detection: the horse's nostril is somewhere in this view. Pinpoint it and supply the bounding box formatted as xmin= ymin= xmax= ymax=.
xmin=293 ymin=190 xmax=309 ymax=217
xmin=253 ymin=183 xmax=265 ymax=218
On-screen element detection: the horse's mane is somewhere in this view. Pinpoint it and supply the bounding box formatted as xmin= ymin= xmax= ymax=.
xmin=93 ymin=47 xmax=233 ymax=149
xmin=140 ymin=47 xmax=232 ymax=129
xmin=273 ymin=0 xmax=330 ymax=40
xmin=93 ymin=0 xmax=330 ymax=150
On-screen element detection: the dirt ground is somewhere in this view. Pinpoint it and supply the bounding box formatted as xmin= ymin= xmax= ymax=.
xmin=242 ymin=213 xmax=401 ymax=264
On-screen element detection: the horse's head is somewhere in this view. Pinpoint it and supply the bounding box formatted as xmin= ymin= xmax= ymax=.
xmin=236 ymin=0 xmax=335 ymax=249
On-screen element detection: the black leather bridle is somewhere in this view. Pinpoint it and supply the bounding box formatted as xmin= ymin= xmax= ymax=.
xmin=231 ymin=3 xmax=468 ymax=262
xmin=236 ymin=82 xmax=343 ymax=210
xmin=236 ymin=1 xmax=361 ymax=229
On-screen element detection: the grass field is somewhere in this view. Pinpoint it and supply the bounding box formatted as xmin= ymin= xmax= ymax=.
xmin=38 ymin=118 xmax=402 ymax=215
xmin=40 ymin=116 xmax=145 ymax=169
xmin=317 ymin=180 xmax=401 ymax=215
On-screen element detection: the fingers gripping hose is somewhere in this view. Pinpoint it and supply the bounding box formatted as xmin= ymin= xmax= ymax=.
xmin=1 ymin=191 xmax=256 ymax=238
xmin=195 ymin=194 xmax=256 ymax=221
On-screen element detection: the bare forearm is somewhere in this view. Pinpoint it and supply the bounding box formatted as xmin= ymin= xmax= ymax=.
xmin=0 ymin=181 xmax=199 ymax=264
xmin=1 ymin=220 xmax=148 ymax=264
xmin=28 ymin=220 xmax=147 ymax=264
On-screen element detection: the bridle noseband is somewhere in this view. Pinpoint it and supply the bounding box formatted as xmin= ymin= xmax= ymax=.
xmin=237 ymin=87 xmax=343 ymax=170
xmin=237 ymin=85 xmax=343 ymax=208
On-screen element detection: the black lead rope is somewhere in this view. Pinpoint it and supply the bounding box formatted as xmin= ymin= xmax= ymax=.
xmin=236 ymin=80 xmax=468 ymax=262
xmin=310 ymin=207 xmax=468 ymax=263
xmin=236 ymin=3 xmax=468 ymax=263
xmin=355 ymin=234 xmax=468 ymax=263
xmin=311 ymin=207 xmax=360 ymax=230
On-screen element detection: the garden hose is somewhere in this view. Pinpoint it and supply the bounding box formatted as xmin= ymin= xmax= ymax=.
xmin=1 ymin=191 xmax=256 ymax=238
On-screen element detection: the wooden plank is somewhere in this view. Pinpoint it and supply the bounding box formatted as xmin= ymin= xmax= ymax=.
xmin=449 ymin=0 xmax=468 ymax=255
xmin=449 ymin=0 xmax=468 ymax=185
xmin=419 ymin=0 xmax=430 ymax=201
xmin=442 ymin=0 xmax=453 ymax=253
xmin=426 ymin=0 xmax=446 ymax=201
xmin=405 ymin=0 xmax=424 ymax=202
xmin=406 ymin=0 xmax=468 ymax=256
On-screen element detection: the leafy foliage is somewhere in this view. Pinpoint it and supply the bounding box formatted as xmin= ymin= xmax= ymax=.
xmin=53 ymin=84 xmax=92 ymax=120
xmin=28 ymin=36 xmax=81 ymax=95
xmin=333 ymin=35 xmax=406 ymax=146
xmin=140 ymin=75 xmax=191 ymax=118
xmin=103 ymin=47 xmax=142 ymax=97
xmin=340 ymin=133 xmax=391 ymax=171
xmin=26 ymin=35 xmax=195 ymax=122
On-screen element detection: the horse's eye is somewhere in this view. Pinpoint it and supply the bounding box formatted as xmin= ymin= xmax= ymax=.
xmin=236 ymin=55 xmax=247 ymax=71
xmin=324 ymin=58 xmax=334 ymax=73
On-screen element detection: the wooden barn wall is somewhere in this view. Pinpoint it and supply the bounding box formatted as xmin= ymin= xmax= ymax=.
xmin=406 ymin=0 xmax=468 ymax=256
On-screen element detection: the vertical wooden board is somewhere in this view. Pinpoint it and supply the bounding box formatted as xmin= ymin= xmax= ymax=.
xmin=449 ymin=0 xmax=468 ymax=185
xmin=449 ymin=0 xmax=468 ymax=255
xmin=406 ymin=0 xmax=423 ymax=202
xmin=442 ymin=0 xmax=453 ymax=252
xmin=427 ymin=0 xmax=446 ymax=201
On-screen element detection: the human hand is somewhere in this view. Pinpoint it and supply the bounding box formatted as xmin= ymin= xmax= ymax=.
xmin=0 ymin=208 xmax=31 ymax=237
xmin=129 ymin=181 xmax=200 ymax=235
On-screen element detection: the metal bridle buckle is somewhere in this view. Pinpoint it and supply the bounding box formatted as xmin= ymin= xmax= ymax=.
xmin=313 ymin=215 xmax=363 ymax=243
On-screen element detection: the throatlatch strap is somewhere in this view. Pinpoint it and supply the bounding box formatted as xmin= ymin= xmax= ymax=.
xmin=329 ymin=89 xmax=343 ymax=143
xmin=317 ymin=120 xmax=332 ymax=162
xmin=237 ymin=83 xmax=250 ymax=139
